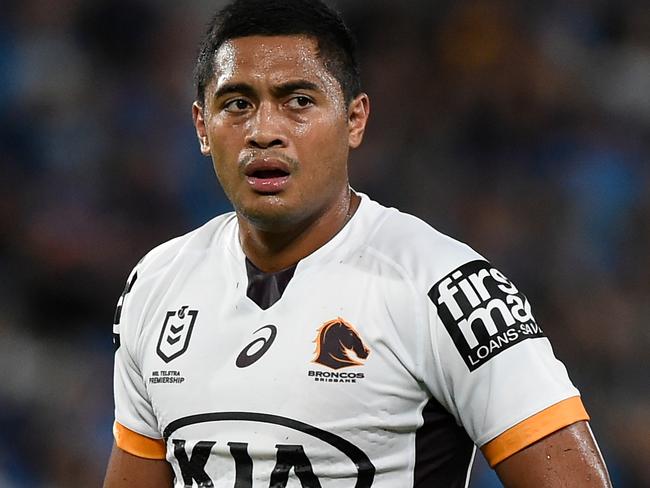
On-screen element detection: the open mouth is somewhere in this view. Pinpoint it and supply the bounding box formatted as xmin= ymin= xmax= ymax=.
xmin=250 ymin=169 xmax=290 ymax=179
xmin=244 ymin=159 xmax=292 ymax=193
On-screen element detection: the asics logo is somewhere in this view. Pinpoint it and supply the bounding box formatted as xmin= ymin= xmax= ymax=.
xmin=236 ymin=325 xmax=277 ymax=368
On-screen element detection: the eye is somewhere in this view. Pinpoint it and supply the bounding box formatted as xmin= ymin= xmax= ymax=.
xmin=286 ymin=96 xmax=314 ymax=110
xmin=223 ymin=98 xmax=252 ymax=113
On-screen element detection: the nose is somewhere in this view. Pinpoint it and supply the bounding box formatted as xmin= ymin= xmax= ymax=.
xmin=245 ymin=102 xmax=287 ymax=149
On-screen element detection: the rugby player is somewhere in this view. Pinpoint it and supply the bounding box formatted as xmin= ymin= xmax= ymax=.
xmin=104 ymin=0 xmax=612 ymax=486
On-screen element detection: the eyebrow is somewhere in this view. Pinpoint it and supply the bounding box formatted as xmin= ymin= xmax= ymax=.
xmin=213 ymin=83 xmax=256 ymax=100
xmin=213 ymin=80 xmax=322 ymax=101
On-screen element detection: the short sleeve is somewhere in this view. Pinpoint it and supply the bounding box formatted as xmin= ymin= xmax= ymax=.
xmin=112 ymin=267 xmax=166 ymax=459
xmin=425 ymin=260 xmax=589 ymax=466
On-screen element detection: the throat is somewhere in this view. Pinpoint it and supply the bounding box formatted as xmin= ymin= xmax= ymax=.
xmin=237 ymin=190 xmax=361 ymax=273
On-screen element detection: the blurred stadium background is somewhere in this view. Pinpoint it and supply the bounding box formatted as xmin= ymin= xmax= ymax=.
xmin=0 ymin=0 xmax=648 ymax=486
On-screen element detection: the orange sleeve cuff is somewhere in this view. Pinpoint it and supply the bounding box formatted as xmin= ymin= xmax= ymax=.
xmin=114 ymin=421 xmax=167 ymax=460
xmin=481 ymin=396 xmax=589 ymax=467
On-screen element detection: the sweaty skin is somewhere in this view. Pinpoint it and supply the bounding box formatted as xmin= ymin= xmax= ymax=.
xmin=104 ymin=443 xmax=173 ymax=487
xmin=193 ymin=35 xmax=369 ymax=272
xmin=496 ymin=421 xmax=612 ymax=487
xmin=104 ymin=34 xmax=612 ymax=488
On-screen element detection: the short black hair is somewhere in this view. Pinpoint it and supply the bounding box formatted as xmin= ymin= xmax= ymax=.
xmin=194 ymin=0 xmax=361 ymax=106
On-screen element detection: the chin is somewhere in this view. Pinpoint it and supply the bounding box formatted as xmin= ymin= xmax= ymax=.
xmin=236 ymin=196 xmax=302 ymax=232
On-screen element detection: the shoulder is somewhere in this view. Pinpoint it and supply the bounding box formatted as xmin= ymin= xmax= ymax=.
xmin=134 ymin=212 xmax=236 ymax=281
xmin=113 ymin=212 xmax=236 ymax=346
xmin=117 ymin=211 xmax=236 ymax=317
xmin=360 ymin=197 xmax=485 ymax=289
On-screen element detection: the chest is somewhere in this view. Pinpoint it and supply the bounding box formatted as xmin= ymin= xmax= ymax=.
xmin=141 ymin=261 xmax=425 ymax=415
xmin=137 ymin=260 xmax=432 ymax=486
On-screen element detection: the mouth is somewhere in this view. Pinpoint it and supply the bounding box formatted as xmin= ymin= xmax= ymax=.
xmin=244 ymin=158 xmax=292 ymax=194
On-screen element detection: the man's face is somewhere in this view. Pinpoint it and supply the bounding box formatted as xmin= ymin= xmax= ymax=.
xmin=193 ymin=35 xmax=369 ymax=232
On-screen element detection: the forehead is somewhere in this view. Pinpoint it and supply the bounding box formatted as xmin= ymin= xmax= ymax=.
xmin=211 ymin=35 xmax=338 ymax=92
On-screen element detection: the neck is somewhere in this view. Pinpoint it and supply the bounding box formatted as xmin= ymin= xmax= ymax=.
xmin=238 ymin=190 xmax=361 ymax=273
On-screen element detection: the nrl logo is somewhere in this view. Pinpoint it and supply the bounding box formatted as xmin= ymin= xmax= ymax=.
xmin=156 ymin=306 xmax=198 ymax=363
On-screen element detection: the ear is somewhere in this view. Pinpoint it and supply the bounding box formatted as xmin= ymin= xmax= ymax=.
xmin=192 ymin=101 xmax=211 ymax=156
xmin=347 ymin=93 xmax=370 ymax=149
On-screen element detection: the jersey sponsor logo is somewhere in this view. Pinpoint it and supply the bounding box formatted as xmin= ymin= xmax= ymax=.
xmin=429 ymin=260 xmax=544 ymax=371
xmin=156 ymin=306 xmax=199 ymax=363
xmin=311 ymin=318 xmax=370 ymax=370
xmin=236 ymin=325 xmax=278 ymax=368
xmin=163 ymin=411 xmax=376 ymax=487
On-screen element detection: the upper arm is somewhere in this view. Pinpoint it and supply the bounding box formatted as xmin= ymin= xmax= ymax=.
xmin=113 ymin=266 xmax=161 ymax=441
xmin=104 ymin=442 xmax=174 ymax=488
xmin=109 ymin=264 xmax=171 ymax=483
xmin=425 ymin=260 xmax=600 ymax=470
xmin=495 ymin=421 xmax=612 ymax=487
xmin=426 ymin=260 xmax=587 ymax=448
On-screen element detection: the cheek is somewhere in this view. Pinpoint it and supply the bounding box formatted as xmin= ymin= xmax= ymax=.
xmin=295 ymin=117 xmax=349 ymax=162
xmin=208 ymin=140 xmax=243 ymax=195
xmin=209 ymin=124 xmax=244 ymax=166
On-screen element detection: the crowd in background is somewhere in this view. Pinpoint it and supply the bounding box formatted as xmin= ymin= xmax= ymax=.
xmin=0 ymin=0 xmax=648 ymax=486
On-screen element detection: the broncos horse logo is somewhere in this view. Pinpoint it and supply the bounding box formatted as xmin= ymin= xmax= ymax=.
xmin=312 ymin=318 xmax=370 ymax=370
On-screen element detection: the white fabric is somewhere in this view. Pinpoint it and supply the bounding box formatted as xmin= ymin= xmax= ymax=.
xmin=113 ymin=193 xmax=579 ymax=487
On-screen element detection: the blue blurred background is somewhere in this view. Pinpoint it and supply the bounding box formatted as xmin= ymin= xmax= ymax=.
xmin=0 ymin=0 xmax=648 ymax=486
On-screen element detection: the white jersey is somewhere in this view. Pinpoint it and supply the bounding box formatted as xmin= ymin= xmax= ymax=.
xmin=112 ymin=194 xmax=588 ymax=487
